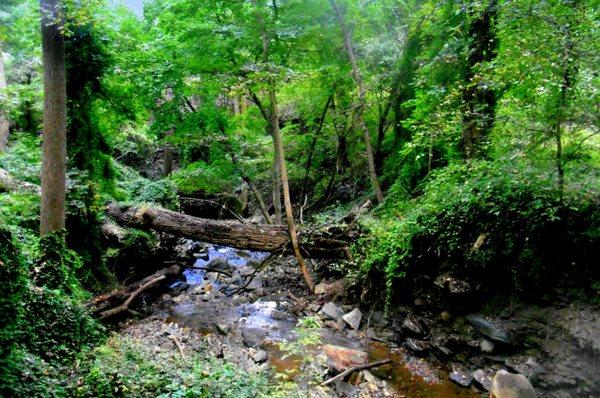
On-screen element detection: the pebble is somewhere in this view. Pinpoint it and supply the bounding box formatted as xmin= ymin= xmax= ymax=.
xmin=251 ymin=349 xmax=268 ymax=363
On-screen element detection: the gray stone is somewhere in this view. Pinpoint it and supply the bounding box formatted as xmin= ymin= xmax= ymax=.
xmin=343 ymin=308 xmax=363 ymax=330
xmin=401 ymin=314 xmax=426 ymax=336
xmin=362 ymin=370 xmax=378 ymax=384
xmin=322 ymin=302 xmax=344 ymax=321
xmin=216 ymin=324 xmax=229 ymax=335
xmin=405 ymin=338 xmax=429 ymax=354
xmin=251 ymin=350 xmax=268 ymax=363
xmin=466 ymin=315 xmax=514 ymax=345
xmin=449 ymin=370 xmax=473 ymax=388
xmin=245 ymin=278 xmax=263 ymax=290
xmin=472 ymin=369 xmax=493 ymax=391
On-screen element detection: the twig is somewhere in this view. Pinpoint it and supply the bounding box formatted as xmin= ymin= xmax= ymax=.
xmin=321 ymin=359 xmax=392 ymax=386
xmin=224 ymin=252 xmax=275 ymax=297
xmin=170 ymin=334 xmax=185 ymax=358
xmin=183 ymin=266 xmax=232 ymax=277
xmin=100 ymin=275 xmax=166 ymax=319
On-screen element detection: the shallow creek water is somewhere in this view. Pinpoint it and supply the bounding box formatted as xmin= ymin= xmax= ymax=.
xmin=166 ymin=245 xmax=478 ymax=397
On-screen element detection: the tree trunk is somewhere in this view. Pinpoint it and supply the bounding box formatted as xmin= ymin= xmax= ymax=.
xmin=269 ymin=88 xmax=315 ymax=291
xmin=39 ymin=0 xmax=67 ymax=235
xmin=271 ymin=151 xmax=283 ymax=224
xmin=330 ymin=0 xmax=383 ymax=204
xmin=300 ymin=95 xmax=332 ymax=205
xmin=106 ymin=203 xmax=351 ymax=259
xmin=0 ymin=48 xmax=10 ymax=151
xmin=163 ymin=129 xmax=174 ymax=176
xmin=228 ymin=150 xmax=272 ymax=224
xmin=460 ymin=0 xmax=498 ymax=159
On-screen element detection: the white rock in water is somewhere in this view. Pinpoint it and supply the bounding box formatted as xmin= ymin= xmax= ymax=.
xmin=343 ymin=308 xmax=363 ymax=330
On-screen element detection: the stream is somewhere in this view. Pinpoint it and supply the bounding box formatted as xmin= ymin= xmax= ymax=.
xmin=155 ymin=244 xmax=478 ymax=397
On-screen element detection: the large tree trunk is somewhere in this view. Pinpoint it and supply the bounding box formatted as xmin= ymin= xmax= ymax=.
xmin=39 ymin=0 xmax=67 ymax=235
xmin=107 ymin=203 xmax=351 ymax=259
xmin=330 ymin=0 xmax=384 ymax=204
xmin=0 ymin=48 xmax=10 ymax=151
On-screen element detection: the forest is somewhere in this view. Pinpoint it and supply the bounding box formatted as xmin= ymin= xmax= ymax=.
xmin=0 ymin=0 xmax=598 ymax=397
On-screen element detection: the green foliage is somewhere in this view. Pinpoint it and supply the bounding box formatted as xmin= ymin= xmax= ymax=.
xmin=115 ymin=162 xmax=179 ymax=209
xmin=0 ymin=131 xmax=42 ymax=184
xmin=357 ymin=159 xmax=600 ymax=302
xmin=69 ymin=335 xmax=270 ymax=398
xmin=0 ymin=229 xmax=103 ymax=398
xmin=172 ymin=159 xmax=238 ymax=196
xmin=35 ymin=230 xmax=85 ymax=296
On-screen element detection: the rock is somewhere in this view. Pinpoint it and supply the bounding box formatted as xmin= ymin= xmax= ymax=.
xmin=491 ymin=369 xmax=537 ymax=398
xmin=401 ymin=314 xmax=427 ymax=336
xmin=251 ymin=350 xmax=268 ymax=363
xmin=362 ymin=370 xmax=378 ymax=384
xmin=439 ymin=311 xmax=451 ymax=322
xmin=314 ymin=283 xmax=326 ymax=295
xmin=322 ymin=344 xmax=368 ymax=372
xmin=307 ymin=303 xmax=321 ymax=313
xmin=206 ymin=257 xmax=229 ymax=271
xmin=466 ymin=315 xmax=514 ymax=345
xmin=405 ymin=338 xmax=429 ymax=355
xmin=322 ymin=302 xmax=344 ymax=321
xmin=343 ymin=308 xmax=363 ymax=330
xmin=434 ymin=274 xmax=472 ymax=294
xmin=171 ymin=282 xmax=189 ymax=295
xmin=449 ymin=369 xmax=473 ymax=388
xmin=414 ymin=298 xmax=425 ymax=307
xmin=216 ymin=324 xmax=229 ymax=335
xmin=480 ymin=339 xmax=494 ymax=353
xmin=472 ymin=369 xmax=493 ymax=391
xmin=506 ymin=357 xmax=543 ymax=382
xmin=245 ymin=278 xmax=263 ymax=290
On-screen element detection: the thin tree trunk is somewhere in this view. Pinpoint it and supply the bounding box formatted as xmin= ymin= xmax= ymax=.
xmin=163 ymin=129 xmax=174 ymax=176
xmin=330 ymin=0 xmax=383 ymax=204
xmin=228 ymin=151 xmax=272 ymax=224
xmin=271 ymin=151 xmax=282 ymax=224
xmin=0 ymin=48 xmax=10 ymax=151
xmin=269 ymin=88 xmax=315 ymax=292
xmin=39 ymin=0 xmax=67 ymax=235
xmin=300 ymin=95 xmax=332 ymax=205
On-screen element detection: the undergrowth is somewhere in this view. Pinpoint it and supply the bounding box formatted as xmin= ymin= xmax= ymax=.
xmin=355 ymin=159 xmax=600 ymax=303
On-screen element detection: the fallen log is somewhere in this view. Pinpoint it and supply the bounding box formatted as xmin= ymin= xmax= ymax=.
xmin=87 ymin=264 xmax=181 ymax=316
xmin=106 ymin=203 xmax=351 ymax=258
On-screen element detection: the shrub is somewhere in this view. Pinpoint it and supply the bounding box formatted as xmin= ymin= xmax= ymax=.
xmin=356 ymin=159 xmax=600 ymax=303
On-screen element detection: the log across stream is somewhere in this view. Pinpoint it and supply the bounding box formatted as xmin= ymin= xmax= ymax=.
xmin=107 ymin=203 xmax=352 ymax=259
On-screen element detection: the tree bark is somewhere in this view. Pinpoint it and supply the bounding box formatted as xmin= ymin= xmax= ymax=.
xmin=39 ymin=0 xmax=67 ymax=235
xmin=163 ymin=129 xmax=174 ymax=176
xmin=228 ymin=151 xmax=272 ymax=224
xmin=269 ymin=88 xmax=315 ymax=291
xmin=107 ymin=203 xmax=350 ymax=259
xmin=300 ymin=95 xmax=332 ymax=205
xmin=0 ymin=48 xmax=10 ymax=151
xmin=330 ymin=0 xmax=384 ymax=204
